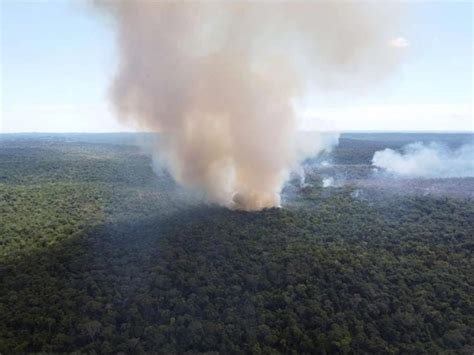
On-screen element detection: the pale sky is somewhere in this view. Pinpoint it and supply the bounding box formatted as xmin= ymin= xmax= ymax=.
xmin=1 ymin=0 xmax=473 ymax=133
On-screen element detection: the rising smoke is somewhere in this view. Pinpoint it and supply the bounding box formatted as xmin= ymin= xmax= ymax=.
xmin=96 ymin=1 xmax=402 ymax=210
xmin=372 ymin=142 xmax=474 ymax=178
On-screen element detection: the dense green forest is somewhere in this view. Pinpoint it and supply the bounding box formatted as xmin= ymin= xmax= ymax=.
xmin=1 ymin=134 xmax=473 ymax=353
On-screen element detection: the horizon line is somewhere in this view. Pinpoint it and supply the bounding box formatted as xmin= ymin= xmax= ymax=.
xmin=1 ymin=130 xmax=473 ymax=135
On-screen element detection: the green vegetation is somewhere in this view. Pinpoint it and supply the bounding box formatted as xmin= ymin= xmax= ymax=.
xmin=0 ymin=135 xmax=473 ymax=353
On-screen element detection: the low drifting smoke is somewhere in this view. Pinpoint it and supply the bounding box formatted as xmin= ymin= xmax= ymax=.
xmin=295 ymin=132 xmax=340 ymax=164
xmin=322 ymin=177 xmax=335 ymax=188
xmin=291 ymin=131 xmax=339 ymax=187
xmin=96 ymin=1 xmax=402 ymax=210
xmin=372 ymin=142 xmax=474 ymax=178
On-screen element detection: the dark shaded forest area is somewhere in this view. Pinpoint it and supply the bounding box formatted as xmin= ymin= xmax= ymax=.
xmin=0 ymin=134 xmax=473 ymax=353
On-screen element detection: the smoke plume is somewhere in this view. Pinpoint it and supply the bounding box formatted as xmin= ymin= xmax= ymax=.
xmin=373 ymin=142 xmax=474 ymax=178
xmin=97 ymin=1 xmax=402 ymax=210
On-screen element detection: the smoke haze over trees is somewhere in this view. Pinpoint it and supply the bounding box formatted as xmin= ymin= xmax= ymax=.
xmin=373 ymin=142 xmax=474 ymax=178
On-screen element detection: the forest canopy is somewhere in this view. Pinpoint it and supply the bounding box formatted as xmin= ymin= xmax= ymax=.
xmin=0 ymin=134 xmax=473 ymax=353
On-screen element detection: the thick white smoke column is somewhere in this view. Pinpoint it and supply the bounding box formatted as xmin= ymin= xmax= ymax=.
xmin=97 ymin=1 xmax=402 ymax=210
xmin=373 ymin=142 xmax=474 ymax=178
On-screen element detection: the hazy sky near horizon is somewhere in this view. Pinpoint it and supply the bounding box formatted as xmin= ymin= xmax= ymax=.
xmin=1 ymin=0 xmax=472 ymax=133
